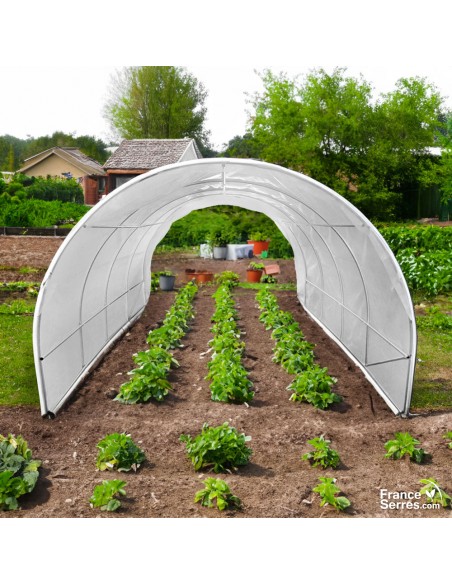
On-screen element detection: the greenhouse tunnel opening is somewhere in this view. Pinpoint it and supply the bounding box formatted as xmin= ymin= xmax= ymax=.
xmin=33 ymin=158 xmax=416 ymax=418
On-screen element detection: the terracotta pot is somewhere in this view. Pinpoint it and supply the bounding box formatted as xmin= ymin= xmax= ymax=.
xmin=246 ymin=269 xmax=263 ymax=283
xmin=186 ymin=270 xmax=214 ymax=284
xmin=247 ymin=240 xmax=270 ymax=255
xmin=195 ymin=271 xmax=214 ymax=284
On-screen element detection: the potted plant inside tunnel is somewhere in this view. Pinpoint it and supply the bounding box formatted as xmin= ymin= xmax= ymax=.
xmin=246 ymin=261 xmax=265 ymax=283
xmin=158 ymin=270 xmax=176 ymax=291
xmin=247 ymin=231 xmax=270 ymax=256
xmin=210 ymin=228 xmax=229 ymax=260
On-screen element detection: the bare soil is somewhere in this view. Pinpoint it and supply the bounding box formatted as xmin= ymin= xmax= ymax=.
xmin=1 ymin=237 xmax=451 ymax=518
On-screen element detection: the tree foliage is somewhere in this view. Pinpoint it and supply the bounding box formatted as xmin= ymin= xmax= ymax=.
xmin=0 ymin=132 xmax=110 ymax=170
xmin=105 ymin=66 xmax=210 ymax=148
xmin=249 ymin=68 xmax=446 ymax=219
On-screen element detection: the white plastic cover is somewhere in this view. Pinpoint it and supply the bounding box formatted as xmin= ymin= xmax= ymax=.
xmin=33 ymin=158 xmax=416 ymax=416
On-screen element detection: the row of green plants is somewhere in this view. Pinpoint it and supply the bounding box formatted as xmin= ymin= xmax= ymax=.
xmin=114 ymin=281 xmax=198 ymax=404
xmin=378 ymin=225 xmax=451 ymax=296
xmin=207 ymin=283 xmax=254 ymax=404
xmin=3 ymin=426 xmax=452 ymax=512
xmin=0 ymin=198 xmax=89 ymax=228
xmin=0 ymin=173 xmax=84 ymax=204
xmin=256 ymin=287 xmax=341 ymax=408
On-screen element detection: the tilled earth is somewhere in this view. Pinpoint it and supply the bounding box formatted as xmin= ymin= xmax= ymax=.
xmin=1 ymin=284 xmax=451 ymax=518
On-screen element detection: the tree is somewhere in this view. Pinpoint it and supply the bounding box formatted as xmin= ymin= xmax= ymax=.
xmin=23 ymin=131 xmax=109 ymax=164
xmin=249 ymin=68 xmax=446 ymax=219
xmin=221 ymin=133 xmax=261 ymax=159
xmin=104 ymin=66 xmax=210 ymax=148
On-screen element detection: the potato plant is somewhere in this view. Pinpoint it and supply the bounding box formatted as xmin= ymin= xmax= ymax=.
xmin=384 ymin=432 xmax=427 ymax=464
xmin=302 ymin=435 xmax=341 ymax=469
xmin=194 ymin=478 xmax=242 ymax=511
xmin=0 ymin=434 xmax=41 ymax=510
xmin=95 ymin=433 xmax=146 ymax=472
xmin=207 ymin=285 xmax=254 ymax=404
xmin=89 ymin=479 xmax=127 ymax=511
xmin=116 ymin=282 xmax=197 ymax=404
xmin=180 ymin=422 xmax=252 ymax=472
xmin=313 ymin=477 xmax=351 ymax=512
xmin=256 ymin=288 xmax=341 ymax=408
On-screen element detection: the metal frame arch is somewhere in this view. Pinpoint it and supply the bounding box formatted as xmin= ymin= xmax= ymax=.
xmin=33 ymin=158 xmax=416 ymax=417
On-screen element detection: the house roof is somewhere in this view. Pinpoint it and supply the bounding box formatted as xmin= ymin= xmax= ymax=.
xmin=103 ymin=139 xmax=202 ymax=170
xmin=20 ymin=147 xmax=106 ymax=176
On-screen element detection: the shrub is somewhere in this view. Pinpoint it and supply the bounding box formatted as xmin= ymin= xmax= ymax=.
xmin=194 ymin=478 xmax=242 ymax=511
xmin=95 ymin=433 xmax=146 ymax=472
xmin=0 ymin=434 xmax=41 ymax=510
xmin=180 ymin=422 xmax=252 ymax=472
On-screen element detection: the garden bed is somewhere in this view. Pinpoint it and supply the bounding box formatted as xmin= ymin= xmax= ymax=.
xmin=1 ymin=286 xmax=451 ymax=518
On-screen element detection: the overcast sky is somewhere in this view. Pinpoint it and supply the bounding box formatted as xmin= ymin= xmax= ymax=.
xmin=1 ymin=0 xmax=452 ymax=151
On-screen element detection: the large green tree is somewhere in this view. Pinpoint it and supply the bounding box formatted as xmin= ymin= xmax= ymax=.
xmin=249 ymin=68 xmax=446 ymax=219
xmin=105 ymin=66 xmax=210 ymax=148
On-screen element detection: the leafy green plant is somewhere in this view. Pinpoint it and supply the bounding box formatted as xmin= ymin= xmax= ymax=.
xmin=261 ymin=274 xmax=277 ymax=284
xmin=443 ymin=431 xmax=452 ymax=449
xmin=287 ymin=366 xmax=341 ymax=409
xmin=194 ymin=478 xmax=242 ymax=511
xmin=89 ymin=479 xmax=127 ymax=511
xmin=157 ymin=270 xmax=175 ymax=277
xmin=0 ymin=434 xmax=41 ymax=510
xmin=95 ymin=433 xmax=146 ymax=472
xmin=207 ymin=285 xmax=254 ymax=403
xmin=419 ymin=478 xmax=451 ymax=508
xmin=302 ymin=436 xmax=341 ymax=469
xmin=312 ymin=477 xmax=351 ymax=511
xmin=248 ymin=261 xmax=265 ymax=271
xmin=214 ymin=271 xmax=240 ymax=288
xmin=384 ymin=432 xmax=426 ymax=463
xmin=248 ymin=231 xmax=268 ymax=241
xmin=115 ymin=361 xmax=172 ymax=404
xmin=209 ymin=227 xmax=229 ymax=247
xmin=180 ymin=423 xmax=252 ymax=472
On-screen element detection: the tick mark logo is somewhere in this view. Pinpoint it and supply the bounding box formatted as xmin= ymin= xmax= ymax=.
xmin=425 ymin=489 xmax=436 ymax=499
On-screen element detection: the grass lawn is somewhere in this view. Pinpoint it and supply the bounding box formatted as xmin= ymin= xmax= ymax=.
xmin=411 ymin=294 xmax=452 ymax=410
xmin=0 ymin=312 xmax=39 ymax=407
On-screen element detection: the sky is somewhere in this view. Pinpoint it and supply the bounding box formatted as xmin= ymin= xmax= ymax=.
xmin=1 ymin=0 xmax=452 ymax=152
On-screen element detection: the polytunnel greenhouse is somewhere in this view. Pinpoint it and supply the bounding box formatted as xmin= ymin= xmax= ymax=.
xmin=33 ymin=158 xmax=416 ymax=417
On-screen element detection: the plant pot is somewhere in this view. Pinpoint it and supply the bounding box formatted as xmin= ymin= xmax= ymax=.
xmin=213 ymin=246 xmax=227 ymax=260
xmin=248 ymin=240 xmax=270 ymax=256
xmin=186 ymin=270 xmax=214 ymax=284
xmin=159 ymin=275 xmax=176 ymax=291
xmin=246 ymin=269 xmax=263 ymax=283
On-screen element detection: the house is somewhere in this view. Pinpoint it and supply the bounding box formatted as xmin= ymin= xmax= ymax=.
xmin=19 ymin=147 xmax=107 ymax=205
xmin=103 ymin=138 xmax=202 ymax=194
